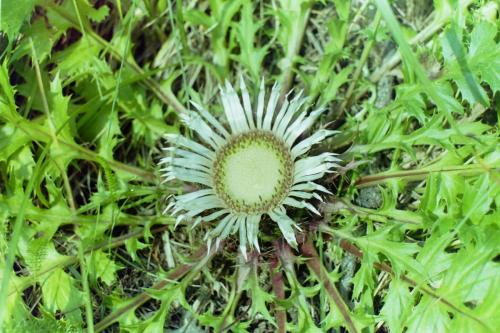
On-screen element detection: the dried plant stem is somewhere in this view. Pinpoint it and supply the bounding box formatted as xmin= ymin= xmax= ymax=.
xmin=93 ymin=243 xmax=218 ymax=332
xmin=300 ymin=235 xmax=358 ymax=333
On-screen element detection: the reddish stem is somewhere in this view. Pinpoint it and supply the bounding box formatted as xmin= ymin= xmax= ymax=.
xmin=300 ymin=235 xmax=358 ymax=333
xmin=271 ymin=242 xmax=287 ymax=333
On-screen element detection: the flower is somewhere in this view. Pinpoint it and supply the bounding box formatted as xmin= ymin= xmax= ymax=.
xmin=160 ymin=78 xmax=340 ymax=257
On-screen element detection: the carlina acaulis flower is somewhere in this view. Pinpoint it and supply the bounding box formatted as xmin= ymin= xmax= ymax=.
xmin=160 ymin=77 xmax=340 ymax=258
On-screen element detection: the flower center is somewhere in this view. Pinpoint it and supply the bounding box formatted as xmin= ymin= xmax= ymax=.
xmin=213 ymin=131 xmax=293 ymax=214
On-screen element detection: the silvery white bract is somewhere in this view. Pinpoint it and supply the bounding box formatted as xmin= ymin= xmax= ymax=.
xmin=160 ymin=78 xmax=340 ymax=258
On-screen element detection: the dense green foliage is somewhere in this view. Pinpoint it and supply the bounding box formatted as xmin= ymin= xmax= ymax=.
xmin=0 ymin=0 xmax=498 ymax=332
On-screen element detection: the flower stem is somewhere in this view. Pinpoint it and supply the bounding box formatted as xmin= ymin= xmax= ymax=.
xmin=355 ymin=164 xmax=493 ymax=188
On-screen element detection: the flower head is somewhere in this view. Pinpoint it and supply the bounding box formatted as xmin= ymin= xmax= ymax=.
xmin=161 ymin=78 xmax=340 ymax=257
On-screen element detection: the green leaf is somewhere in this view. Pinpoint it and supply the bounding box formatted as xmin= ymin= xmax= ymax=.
xmin=356 ymin=228 xmax=424 ymax=276
xmin=183 ymin=9 xmax=214 ymax=27
xmin=130 ymin=98 xmax=176 ymax=146
xmin=0 ymin=270 xmax=26 ymax=325
xmin=442 ymin=20 xmax=500 ymax=99
xmin=124 ymin=238 xmax=149 ymax=262
xmin=14 ymin=19 xmax=54 ymax=63
xmin=380 ymin=278 xmax=413 ymax=332
xmin=19 ymin=237 xmax=69 ymax=278
xmin=406 ymin=296 xmax=450 ymax=333
xmin=462 ymin=174 xmax=498 ymax=224
xmin=352 ymin=256 xmax=375 ymax=299
xmin=438 ymin=238 xmax=499 ymax=306
xmin=232 ymin=2 xmax=268 ymax=81
xmin=458 ymin=275 xmax=500 ymax=332
xmin=443 ymin=27 xmax=488 ymax=106
xmin=469 ymin=21 xmax=500 ymax=93
xmin=45 ymin=0 xmax=109 ymax=32
xmin=41 ymin=268 xmax=83 ymax=314
xmin=319 ymin=66 xmax=352 ymax=106
xmin=333 ymin=0 xmax=351 ymax=20
xmin=86 ymin=250 xmax=122 ymax=286
xmin=0 ymin=0 xmax=35 ymax=40
xmin=6 ymin=144 xmax=35 ymax=188
xmin=0 ymin=61 xmax=17 ymax=119
xmin=374 ymin=0 xmax=461 ymax=130
xmin=434 ymin=82 xmax=464 ymax=115
xmin=416 ymin=233 xmax=453 ymax=283
xmin=244 ymin=266 xmax=275 ymax=325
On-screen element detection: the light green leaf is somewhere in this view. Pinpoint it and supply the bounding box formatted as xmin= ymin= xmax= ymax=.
xmin=14 ymin=19 xmax=54 ymax=63
xmin=380 ymin=278 xmax=413 ymax=332
xmin=462 ymin=174 xmax=498 ymax=224
xmin=438 ymin=239 xmax=499 ymax=306
xmin=232 ymin=2 xmax=268 ymax=81
xmin=41 ymin=268 xmax=83 ymax=314
xmin=0 ymin=62 xmax=17 ymax=119
xmin=356 ymin=228 xmax=424 ymax=276
xmin=244 ymin=266 xmax=275 ymax=325
xmin=0 ymin=0 xmax=35 ymax=39
xmin=86 ymin=250 xmax=122 ymax=286
xmin=469 ymin=21 xmax=500 ymax=93
xmin=416 ymin=233 xmax=453 ymax=284
xmin=352 ymin=256 xmax=375 ymax=299
xmin=406 ymin=296 xmax=450 ymax=333
xmin=6 ymin=145 xmax=35 ymax=187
